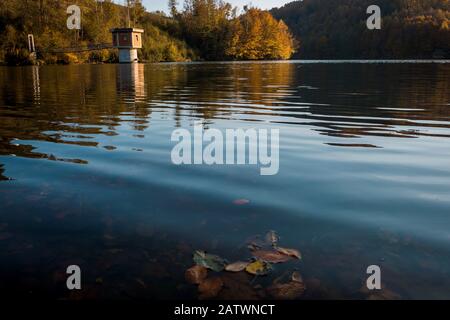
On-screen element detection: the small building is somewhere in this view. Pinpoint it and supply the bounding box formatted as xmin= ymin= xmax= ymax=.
xmin=111 ymin=28 xmax=144 ymax=63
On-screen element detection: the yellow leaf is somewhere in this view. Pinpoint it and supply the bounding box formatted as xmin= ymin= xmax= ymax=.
xmin=245 ymin=260 xmax=272 ymax=275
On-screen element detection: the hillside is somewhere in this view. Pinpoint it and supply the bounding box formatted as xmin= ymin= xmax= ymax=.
xmin=0 ymin=0 xmax=197 ymax=64
xmin=0 ymin=0 xmax=295 ymax=65
xmin=2 ymin=0 xmax=448 ymax=63
xmin=271 ymin=0 xmax=450 ymax=59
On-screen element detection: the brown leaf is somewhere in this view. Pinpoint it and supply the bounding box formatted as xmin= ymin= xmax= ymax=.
xmin=185 ymin=265 xmax=208 ymax=285
xmin=198 ymin=277 xmax=223 ymax=300
xmin=267 ymin=281 xmax=306 ymax=300
xmin=218 ymin=272 xmax=260 ymax=300
xmin=276 ymin=247 xmax=302 ymax=259
xmin=252 ymin=250 xmax=292 ymax=263
xmin=225 ymin=261 xmax=249 ymax=272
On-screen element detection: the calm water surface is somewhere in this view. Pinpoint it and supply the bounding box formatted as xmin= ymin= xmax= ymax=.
xmin=0 ymin=62 xmax=449 ymax=299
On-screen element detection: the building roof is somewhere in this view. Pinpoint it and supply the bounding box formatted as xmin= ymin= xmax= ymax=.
xmin=110 ymin=28 xmax=144 ymax=33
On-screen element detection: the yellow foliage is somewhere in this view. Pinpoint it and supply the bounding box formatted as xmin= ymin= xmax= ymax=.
xmin=226 ymin=9 xmax=295 ymax=60
xmin=58 ymin=53 xmax=79 ymax=64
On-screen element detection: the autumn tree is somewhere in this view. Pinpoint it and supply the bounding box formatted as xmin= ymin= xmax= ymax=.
xmin=169 ymin=0 xmax=179 ymax=17
xmin=178 ymin=0 xmax=236 ymax=59
xmin=226 ymin=8 xmax=295 ymax=60
xmin=271 ymin=0 xmax=450 ymax=59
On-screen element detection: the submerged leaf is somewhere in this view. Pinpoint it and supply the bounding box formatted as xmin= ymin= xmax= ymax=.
xmin=251 ymin=250 xmax=292 ymax=263
xmin=245 ymin=235 xmax=267 ymax=251
xmin=193 ymin=250 xmax=227 ymax=272
xmin=291 ymin=271 xmax=303 ymax=283
xmin=219 ymin=272 xmax=261 ymax=300
xmin=185 ymin=265 xmax=208 ymax=284
xmin=225 ymin=261 xmax=250 ymax=272
xmin=265 ymin=230 xmax=279 ymax=247
xmin=198 ymin=277 xmax=223 ymax=299
xmin=245 ymin=260 xmax=272 ymax=276
xmin=276 ymin=247 xmax=302 ymax=259
xmin=267 ymin=281 xmax=306 ymax=300
xmin=247 ymin=243 xmax=260 ymax=251
xmin=233 ymin=199 xmax=250 ymax=205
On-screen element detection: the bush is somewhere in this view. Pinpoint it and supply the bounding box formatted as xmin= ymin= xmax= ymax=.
xmin=5 ymin=49 xmax=34 ymax=65
xmin=57 ymin=53 xmax=79 ymax=64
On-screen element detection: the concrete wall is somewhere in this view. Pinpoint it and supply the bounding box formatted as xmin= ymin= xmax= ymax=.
xmin=118 ymin=49 xmax=138 ymax=63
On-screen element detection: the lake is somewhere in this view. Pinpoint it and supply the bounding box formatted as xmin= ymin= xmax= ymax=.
xmin=0 ymin=61 xmax=449 ymax=300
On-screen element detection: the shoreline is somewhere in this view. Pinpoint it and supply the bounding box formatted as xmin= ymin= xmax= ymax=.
xmin=1 ymin=59 xmax=450 ymax=67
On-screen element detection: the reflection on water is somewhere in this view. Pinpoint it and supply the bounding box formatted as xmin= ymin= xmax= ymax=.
xmin=117 ymin=63 xmax=146 ymax=103
xmin=2 ymin=63 xmax=449 ymax=163
xmin=0 ymin=62 xmax=449 ymax=300
xmin=0 ymin=163 xmax=10 ymax=181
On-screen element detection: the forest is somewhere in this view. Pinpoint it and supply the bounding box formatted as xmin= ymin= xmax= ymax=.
xmin=0 ymin=0 xmax=449 ymax=64
xmin=271 ymin=0 xmax=450 ymax=59
xmin=0 ymin=0 xmax=295 ymax=65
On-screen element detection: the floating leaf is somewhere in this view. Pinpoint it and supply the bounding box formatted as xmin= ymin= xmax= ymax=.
xmin=245 ymin=260 xmax=272 ymax=275
xmin=276 ymin=247 xmax=302 ymax=259
xmin=198 ymin=277 xmax=223 ymax=300
xmin=251 ymin=250 xmax=292 ymax=263
xmin=233 ymin=199 xmax=250 ymax=205
xmin=225 ymin=261 xmax=249 ymax=272
xmin=267 ymin=281 xmax=306 ymax=300
xmin=193 ymin=250 xmax=227 ymax=272
xmin=265 ymin=230 xmax=279 ymax=247
xmin=185 ymin=265 xmax=208 ymax=284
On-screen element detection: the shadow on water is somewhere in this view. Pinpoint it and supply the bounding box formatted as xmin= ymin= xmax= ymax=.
xmin=0 ymin=62 xmax=449 ymax=300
